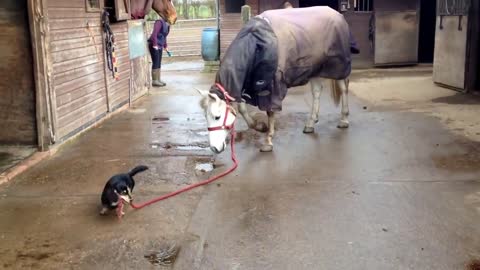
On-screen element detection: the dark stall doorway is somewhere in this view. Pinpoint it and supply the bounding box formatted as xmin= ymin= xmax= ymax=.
xmin=418 ymin=0 xmax=436 ymax=63
xmin=299 ymin=0 xmax=339 ymax=10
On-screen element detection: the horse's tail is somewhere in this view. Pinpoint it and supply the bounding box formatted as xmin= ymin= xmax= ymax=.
xmin=330 ymin=79 xmax=342 ymax=107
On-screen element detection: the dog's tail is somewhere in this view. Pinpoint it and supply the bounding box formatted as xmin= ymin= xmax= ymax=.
xmin=128 ymin=165 xmax=149 ymax=177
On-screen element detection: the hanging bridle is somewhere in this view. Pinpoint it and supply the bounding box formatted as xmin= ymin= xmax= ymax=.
xmin=207 ymin=83 xmax=236 ymax=132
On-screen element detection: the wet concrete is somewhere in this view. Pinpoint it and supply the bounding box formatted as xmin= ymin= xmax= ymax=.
xmin=1 ymin=65 xmax=480 ymax=269
xmin=172 ymin=68 xmax=480 ymax=269
xmin=0 ymin=146 xmax=36 ymax=173
xmin=0 ymin=71 xmax=216 ymax=269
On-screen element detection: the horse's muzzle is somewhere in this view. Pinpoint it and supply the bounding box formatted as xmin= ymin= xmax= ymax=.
xmin=210 ymin=142 xmax=226 ymax=154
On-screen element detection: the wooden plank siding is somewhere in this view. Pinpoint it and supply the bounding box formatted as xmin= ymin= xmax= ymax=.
xmin=47 ymin=0 xmax=108 ymax=140
xmin=105 ymin=21 xmax=131 ymax=111
xmin=219 ymin=0 xmax=259 ymax=57
xmin=0 ymin=0 xmax=37 ymax=144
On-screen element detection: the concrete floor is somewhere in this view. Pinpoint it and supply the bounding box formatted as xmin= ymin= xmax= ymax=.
xmin=0 ymin=146 xmax=36 ymax=174
xmin=1 ymin=65 xmax=480 ymax=270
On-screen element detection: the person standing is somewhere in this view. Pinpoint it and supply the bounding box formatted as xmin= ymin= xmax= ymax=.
xmin=283 ymin=1 xmax=293 ymax=8
xmin=148 ymin=17 xmax=170 ymax=87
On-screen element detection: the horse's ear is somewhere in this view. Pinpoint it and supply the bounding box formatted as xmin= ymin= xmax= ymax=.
xmin=194 ymin=87 xmax=209 ymax=97
xmin=199 ymin=96 xmax=208 ymax=110
xmin=208 ymin=93 xmax=219 ymax=102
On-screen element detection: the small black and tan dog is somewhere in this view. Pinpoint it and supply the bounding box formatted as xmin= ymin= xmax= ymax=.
xmin=100 ymin=165 xmax=149 ymax=216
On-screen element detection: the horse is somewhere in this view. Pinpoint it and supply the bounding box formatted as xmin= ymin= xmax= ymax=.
xmin=197 ymin=6 xmax=354 ymax=153
xmin=131 ymin=0 xmax=177 ymax=24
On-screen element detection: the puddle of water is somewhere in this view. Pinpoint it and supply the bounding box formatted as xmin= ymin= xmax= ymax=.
xmin=152 ymin=116 xmax=170 ymax=122
xmin=195 ymin=131 xmax=209 ymax=136
xmin=150 ymin=143 xmax=209 ymax=151
xmin=0 ymin=152 xmax=13 ymax=167
xmin=195 ymin=163 xmax=214 ymax=172
xmin=176 ymin=146 xmax=207 ymax=151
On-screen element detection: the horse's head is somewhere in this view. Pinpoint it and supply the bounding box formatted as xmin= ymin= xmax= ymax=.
xmin=196 ymin=87 xmax=237 ymax=154
xmin=152 ymin=0 xmax=177 ymax=25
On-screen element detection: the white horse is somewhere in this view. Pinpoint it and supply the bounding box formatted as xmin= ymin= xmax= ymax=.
xmin=196 ymin=78 xmax=349 ymax=153
xmin=197 ymin=6 xmax=353 ymax=153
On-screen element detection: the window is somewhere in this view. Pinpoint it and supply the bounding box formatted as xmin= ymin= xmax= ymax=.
xmin=114 ymin=0 xmax=130 ymax=21
xmin=225 ymin=0 xmax=245 ymax=13
xmin=437 ymin=0 xmax=470 ymax=16
xmin=86 ymin=0 xmax=101 ymax=12
xmin=354 ymin=0 xmax=372 ymax=12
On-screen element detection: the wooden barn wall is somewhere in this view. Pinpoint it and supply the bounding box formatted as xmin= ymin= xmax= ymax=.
xmin=219 ymin=0 xmax=259 ymax=57
xmin=47 ymin=0 xmax=108 ymax=140
xmin=106 ymin=21 xmax=131 ymax=111
xmin=259 ymin=0 xmax=299 ymax=12
xmin=0 ymin=0 xmax=37 ymax=144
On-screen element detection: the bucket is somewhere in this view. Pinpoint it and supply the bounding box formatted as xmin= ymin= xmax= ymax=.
xmin=201 ymin=28 xmax=219 ymax=61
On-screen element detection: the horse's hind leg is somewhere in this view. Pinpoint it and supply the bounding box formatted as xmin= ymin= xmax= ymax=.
xmin=337 ymin=79 xmax=350 ymax=129
xmin=303 ymin=78 xmax=322 ymax=134
xmin=260 ymin=111 xmax=275 ymax=152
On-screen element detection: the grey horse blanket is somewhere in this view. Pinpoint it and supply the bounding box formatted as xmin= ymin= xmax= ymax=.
xmin=213 ymin=6 xmax=352 ymax=112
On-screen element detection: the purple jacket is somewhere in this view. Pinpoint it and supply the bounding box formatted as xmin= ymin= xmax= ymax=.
xmin=149 ymin=19 xmax=170 ymax=48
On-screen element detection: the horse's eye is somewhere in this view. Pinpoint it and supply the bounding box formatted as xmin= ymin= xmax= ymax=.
xmin=214 ymin=116 xmax=221 ymax=121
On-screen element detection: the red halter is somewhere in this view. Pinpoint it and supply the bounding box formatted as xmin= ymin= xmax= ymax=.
xmin=207 ymin=83 xmax=236 ymax=132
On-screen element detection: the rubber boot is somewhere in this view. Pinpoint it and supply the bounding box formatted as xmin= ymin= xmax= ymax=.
xmin=152 ymin=69 xmax=166 ymax=87
xmin=158 ymin=69 xmax=167 ymax=86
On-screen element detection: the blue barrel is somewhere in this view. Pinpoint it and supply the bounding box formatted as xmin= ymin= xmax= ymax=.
xmin=201 ymin=28 xmax=219 ymax=61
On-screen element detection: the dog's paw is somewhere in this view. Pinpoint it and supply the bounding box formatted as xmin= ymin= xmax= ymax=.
xmin=99 ymin=207 xmax=108 ymax=216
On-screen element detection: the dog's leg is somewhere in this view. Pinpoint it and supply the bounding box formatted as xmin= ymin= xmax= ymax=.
xmin=99 ymin=207 xmax=109 ymax=215
xmin=260 ymin=111 xmax=275 ymax=152
xmin=304 ymin=78 xmax=322 ymax=133
xmin=238 ymin=102 xmax=268 ymax=132
xmin=127 ymin=187 xmax=133 ymax=201
xmin=337 ymin=79 xmax=350 ymax=129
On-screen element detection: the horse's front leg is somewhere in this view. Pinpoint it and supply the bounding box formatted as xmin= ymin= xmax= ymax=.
xmin=260 ymin=111 xmax=275 ymax=152
xmin=237 ymin=102 xmax=268 ymax=132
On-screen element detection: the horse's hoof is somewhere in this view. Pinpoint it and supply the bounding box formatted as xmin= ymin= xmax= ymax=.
xmin=260 ymin=145 xmax=273 ymax=152
xmin=303 ymin=126 xmax=315 ymax=134
xmin=255 ymin=122 xmax=268 ymax=133
xmin=337 ymin=120 xmax=349 ymax=129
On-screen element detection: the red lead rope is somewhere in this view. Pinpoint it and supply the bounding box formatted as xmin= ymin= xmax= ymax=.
xmin=117 ymin=84 xmax=237 ymax=219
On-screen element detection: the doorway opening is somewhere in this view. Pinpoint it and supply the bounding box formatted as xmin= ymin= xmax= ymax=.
xmin=299 ymin=0 xmax=339 ymax=10
xmin=418 ymin=0 xmax=436 ymax=63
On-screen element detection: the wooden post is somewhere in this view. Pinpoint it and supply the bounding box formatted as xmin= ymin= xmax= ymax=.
xmin=28 ymin=0 xmax=53 ymax=151
xmin=241 ymin=5 xmax=251 ymax=25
